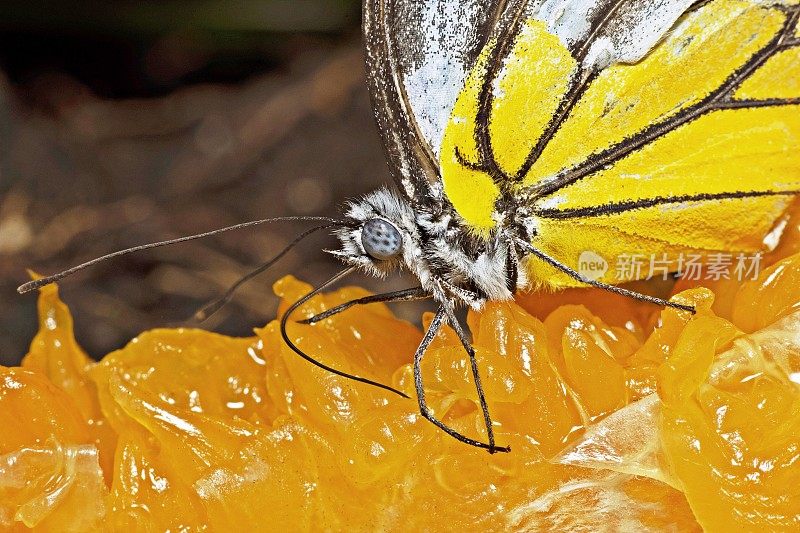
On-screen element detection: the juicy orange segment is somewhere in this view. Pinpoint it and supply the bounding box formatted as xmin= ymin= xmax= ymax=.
xmin=732 ymin=253 xmax=800 ymax=333
xmin=659 ymin=313 xmax=800 ymax=529
xmin=0 ymin=368 xmax=107 ymax=531
xmin=21 ymin=282 xmax=116 ymax=481
xmin=1 ymin=202 xmax=799 ymax=530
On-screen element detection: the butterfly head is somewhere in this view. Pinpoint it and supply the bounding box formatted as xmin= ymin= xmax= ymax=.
xmin=331 ymin=187 xmax=423 ymax=279
xmin=331 ymin=187 xmax=524 ymax=307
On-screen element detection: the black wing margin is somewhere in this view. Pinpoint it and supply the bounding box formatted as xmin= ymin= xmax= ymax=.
xmin=362 ymin=0 xmax=506 ymax=206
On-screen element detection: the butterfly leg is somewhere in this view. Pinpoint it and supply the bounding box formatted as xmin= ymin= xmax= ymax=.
xmin=414 ymin=306 xmax=511 ymax=453
xmin=299 ymin=287 xmax=431 ymax=325
xmin=280 ymin=267 xmax=412 ymax=399
xmin=438 ymin=279 xmax=485 ymax=309
xmin=442 ymin=306 xmax=508 ymax=454
xmin=518 ymin=240 xmax=696 ymax=313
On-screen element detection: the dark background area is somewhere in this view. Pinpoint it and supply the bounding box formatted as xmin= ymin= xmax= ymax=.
xmin=0 ymin=0 xmax=419 ymax=364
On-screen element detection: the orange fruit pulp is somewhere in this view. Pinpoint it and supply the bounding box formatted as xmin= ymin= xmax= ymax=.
xmin=1 ymin=199 xmax=799 ymax=531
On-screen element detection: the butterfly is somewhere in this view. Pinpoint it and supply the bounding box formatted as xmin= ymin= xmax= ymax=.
xmin=20 ymin=0 xmax=800 ymax=453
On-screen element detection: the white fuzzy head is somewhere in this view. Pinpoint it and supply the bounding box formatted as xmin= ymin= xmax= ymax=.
xmin=330 ymin=187 xmax=520 ymax=307
xmin=330 ymin=187 xmax=426 ymax=279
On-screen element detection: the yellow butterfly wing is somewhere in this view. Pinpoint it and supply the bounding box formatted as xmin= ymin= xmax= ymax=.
xmin=440 ymin=0 xmax=800 ymax=288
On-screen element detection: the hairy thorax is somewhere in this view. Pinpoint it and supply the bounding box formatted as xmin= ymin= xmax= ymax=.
xmin=332 ymin=187 xmax=528 ymax=308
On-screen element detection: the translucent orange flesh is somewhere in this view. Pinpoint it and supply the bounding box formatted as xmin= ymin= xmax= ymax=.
xmin=2 ymin=200 xmax=800 ymax=531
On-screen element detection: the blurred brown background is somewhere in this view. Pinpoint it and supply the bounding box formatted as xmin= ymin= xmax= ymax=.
xmin=0 ymin=0 xmax=418 ymax=364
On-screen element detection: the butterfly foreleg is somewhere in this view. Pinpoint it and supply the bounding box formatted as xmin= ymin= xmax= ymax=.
xmin=298 ymin=287 xmax=431 ymax=325
xmin=414 ymin=306 xmax=510 ymax=454
xmin=437 ymin=279 xmax=486 ymax=309
xmin=441 ymin=306 xmax=509 ymax=454
xmin=280 ymin=267 xmax=411 ymax=399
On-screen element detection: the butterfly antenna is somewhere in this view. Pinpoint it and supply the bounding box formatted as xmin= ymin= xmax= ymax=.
xmin=193 ymin=223 xmax=338 ymax=322
xmin=280 ymin=266 xmax=411 ymax=399
xmin=17 ymin=216 xmax=349 ymax=294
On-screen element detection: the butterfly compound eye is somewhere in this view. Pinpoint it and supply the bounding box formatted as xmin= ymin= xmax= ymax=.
xmin=361 ymin=218 xmax=403 ymax=260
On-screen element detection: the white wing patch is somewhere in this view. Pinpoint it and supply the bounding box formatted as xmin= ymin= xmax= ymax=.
xmin=531 ymin=0 xmax=699 ymax=69
xmin=403 ymin=0 xmax=490 ymax=158
xmin=405 ymin=0 xmax=700 ymax=158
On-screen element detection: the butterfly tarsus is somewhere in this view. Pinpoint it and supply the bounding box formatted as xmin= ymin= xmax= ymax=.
xmin=295 ymin=279 xmax=508 ymax=453
xmin=414 ymin=307 xmax=510 ymax=454
xmin=443 ymin=306 xmax=501 ymax=451
xmin=287 ymin=279 xmax=510 ymax=453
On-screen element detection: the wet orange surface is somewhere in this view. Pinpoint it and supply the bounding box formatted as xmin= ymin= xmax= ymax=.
xmin=2 ymin=201 xmax=800 ymax=531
